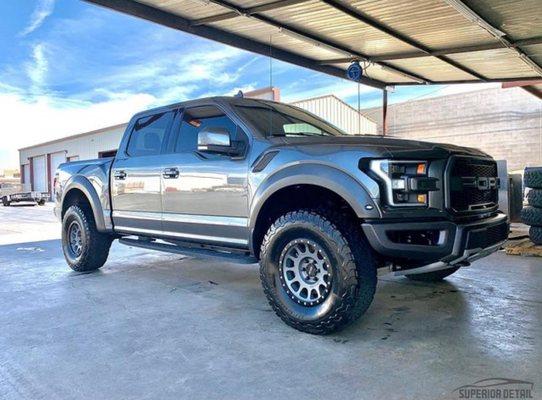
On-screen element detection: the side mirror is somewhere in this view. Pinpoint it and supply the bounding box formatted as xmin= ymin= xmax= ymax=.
xmin=197 ymin=127 xmax=239 ymax=155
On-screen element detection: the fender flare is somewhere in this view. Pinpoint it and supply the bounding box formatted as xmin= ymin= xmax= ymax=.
xmin=249 ymin=163 xmax=381 ymax=252
xmin=60 ymin=175 xmax=108 ymax=232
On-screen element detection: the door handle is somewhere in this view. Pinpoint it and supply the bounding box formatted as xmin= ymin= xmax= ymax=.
xmin=163 ymin=167 xmax=179 ymax=179
xmin=114 ymin=170 xmax=127 ymax=180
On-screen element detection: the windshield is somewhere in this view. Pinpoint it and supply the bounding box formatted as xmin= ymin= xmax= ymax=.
xmin=234 ymin=102 xmax=346 ymax=137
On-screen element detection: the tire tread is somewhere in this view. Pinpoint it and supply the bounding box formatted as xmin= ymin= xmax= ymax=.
xmin=529 ymin=226 xmax=542 ymax=245
xmin=259 ymin=208 xmax=376 ymax=334
xmin=527 ymin=189 xmax=542 ymax=208
xmin=524 ymin=167 xmax=542 ymax=189
xmin=63 ymin=205 xmax=112 ymax=272
xmin=521 ymin=206 xmax=542 ymax=227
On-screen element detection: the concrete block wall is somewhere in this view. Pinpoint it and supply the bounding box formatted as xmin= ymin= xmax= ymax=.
xmin=363 ymin=87 xmax=542 ymax=172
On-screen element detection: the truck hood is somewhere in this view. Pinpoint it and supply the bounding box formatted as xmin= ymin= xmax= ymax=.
xmin=273 ymin=135 xmax=490 ymax=159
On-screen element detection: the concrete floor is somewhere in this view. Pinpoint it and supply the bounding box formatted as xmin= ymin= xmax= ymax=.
xmin=1 ymin=204 xmax=541 ymax=400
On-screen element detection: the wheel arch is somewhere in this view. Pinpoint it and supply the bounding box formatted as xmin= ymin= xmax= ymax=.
xmin=249 ymin=164 xmax=380 ymax=258
xmin=61 ymin=176 xmax=108 ymax=232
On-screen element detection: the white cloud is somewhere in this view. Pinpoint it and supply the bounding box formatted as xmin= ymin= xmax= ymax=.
xmin=19 ymin=0 xmax=55 ymax=36
xmin=83 ymin=46 xmax=246 ymax=100
xmin=0 ymin=92 xmax=156 ymax=169
xmin=0 ymin=38 xmax=256 ymax=170
xmin=26 ymin=44 xmax=48 ymax=93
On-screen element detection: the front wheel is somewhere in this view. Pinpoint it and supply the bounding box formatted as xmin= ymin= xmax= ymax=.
xmin=2 ymin=198 xmax=10 ymax=206
xmin=259 ymin=210 xmax=377 ymax=334
xmin=37 ymin=199 xmax=46 ymax=206
xmin=62 ymin=205 xmax=112 ymax=272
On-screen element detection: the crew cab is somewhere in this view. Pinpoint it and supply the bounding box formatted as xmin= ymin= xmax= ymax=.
xmin=54 ymin=96 xmax=509 ymax=334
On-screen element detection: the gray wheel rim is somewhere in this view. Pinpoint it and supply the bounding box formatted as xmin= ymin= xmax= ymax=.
xmin=68 ymin=221 xmax=83 ymax=257
xmin=278 ymin=239 xmax=332 ymax=306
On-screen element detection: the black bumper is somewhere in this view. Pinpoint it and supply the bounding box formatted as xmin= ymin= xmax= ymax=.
xmin=362 ymin=213 xmax=509 ymax=267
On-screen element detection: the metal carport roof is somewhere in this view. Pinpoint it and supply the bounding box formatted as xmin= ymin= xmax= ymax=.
xmin=85 ymin=0 xmax=542 ymax=90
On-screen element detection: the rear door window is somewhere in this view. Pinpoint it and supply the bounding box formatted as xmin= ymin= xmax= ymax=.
xmin=127 ymin=111 xmax=175 ymax=157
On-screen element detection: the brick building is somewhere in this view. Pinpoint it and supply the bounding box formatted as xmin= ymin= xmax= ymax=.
xmin=363 ymin=87 xmax=542 ymax=173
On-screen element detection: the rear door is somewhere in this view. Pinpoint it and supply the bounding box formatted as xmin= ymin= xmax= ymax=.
xmin=111 ymin=110 xmax=176 ymax=235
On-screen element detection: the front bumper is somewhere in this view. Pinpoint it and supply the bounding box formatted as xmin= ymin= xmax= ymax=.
xmin=362 ymin=213 xmax=509 ymax=275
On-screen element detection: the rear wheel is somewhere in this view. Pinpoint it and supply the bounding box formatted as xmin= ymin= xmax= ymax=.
xmin=37 ymin=199 xmax=46 ymax=206
xmin=2 ymin=197 xmax=10 ymax=206
xmin=62 ymin=205 xmax=112 ymax=272
xmin=259 ymin=209 xmax=377 ymax=334
xmin=405 ymin=266 xmax=460 ymax=282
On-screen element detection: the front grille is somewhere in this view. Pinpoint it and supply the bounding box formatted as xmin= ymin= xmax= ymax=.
xmin=448 ymin=157 xmax=499 ymax=213
xmin=466 ymin=222 xmax=508 ymax=249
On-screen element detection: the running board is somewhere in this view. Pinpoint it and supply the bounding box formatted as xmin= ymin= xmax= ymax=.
xmin=119 ymin=238 xmax=257 ymax=264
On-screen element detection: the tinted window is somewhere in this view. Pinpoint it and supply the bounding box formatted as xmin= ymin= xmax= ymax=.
xmin=127 ymin=111 xmax=174 ymax=157
xmin=234 ymin=102 xmax=345 ymax=137
xmin=175 ymin=106 xmax=241 ymax=153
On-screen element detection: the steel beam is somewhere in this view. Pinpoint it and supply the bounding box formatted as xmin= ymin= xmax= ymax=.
xmin=390 ymin=76 xmax=542 ymax=86
xmin=191 ymin=0 xmax=311 ymax=26
xmin=382 ymin=89 xmax=388 ymax=136
xmin=319 ymin=36 xmax=542 ymax=63
xmin=320 ymin=0 xmax=486 ymax=80
xmin=84 ymin=0 xmax=387 ymax=88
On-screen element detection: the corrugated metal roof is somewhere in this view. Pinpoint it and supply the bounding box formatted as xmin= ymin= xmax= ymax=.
xmin=85 ymin=0 xmax=542 ymax=88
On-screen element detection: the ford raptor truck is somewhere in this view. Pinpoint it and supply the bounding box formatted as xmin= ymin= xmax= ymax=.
xmin=54 ymin=97 xmax=509 ymax=334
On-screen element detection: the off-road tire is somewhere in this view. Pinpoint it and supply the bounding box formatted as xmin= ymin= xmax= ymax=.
xmin=527 ymin=189 xmax=542 ymax=208
xmin=405 ymin=266 xmax=460 ymax=282
xmin=259 ymin=209 xmax=377 ymax=335
xmin=529 ymin=226 xmax=542 ymax=245
xmin=524 ymin=167 xmax=542 ymax=189
xmin=521 ymin=206 xmax=542 ymax=227
xmin=62 ymin=205 xmax=112 ymax=272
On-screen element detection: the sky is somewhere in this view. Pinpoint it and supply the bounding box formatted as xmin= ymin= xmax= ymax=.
xmin=0 ymin=0 xmax=499 ymax=169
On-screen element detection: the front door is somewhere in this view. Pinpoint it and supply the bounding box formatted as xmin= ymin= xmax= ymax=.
xmin=111 ymin=110 xmax=176 ymax=235
xmin=159 ymin=105 xmax=250 ymax=248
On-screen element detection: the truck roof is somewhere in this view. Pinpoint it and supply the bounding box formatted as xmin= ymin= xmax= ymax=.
xmin=130 ymin=96 xmax=283 ymax=119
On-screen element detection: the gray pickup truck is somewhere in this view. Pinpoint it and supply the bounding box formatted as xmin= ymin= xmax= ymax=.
xmin=54 ymin=96 xmax=509 ymax=334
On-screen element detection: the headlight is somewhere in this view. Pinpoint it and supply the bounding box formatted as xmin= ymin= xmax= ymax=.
xmin=369 ymin=160 xmax=438 ymax=206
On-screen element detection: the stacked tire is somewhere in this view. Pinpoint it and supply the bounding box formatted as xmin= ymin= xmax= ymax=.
xmin=522 ymin=167 xmax=542 ymax=245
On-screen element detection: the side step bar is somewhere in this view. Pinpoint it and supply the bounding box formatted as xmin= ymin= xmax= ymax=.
xmin=119 ymin=238 xmax=257 ymax=264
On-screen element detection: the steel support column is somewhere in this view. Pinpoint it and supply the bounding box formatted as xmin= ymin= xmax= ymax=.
xmin=382 ymin=89 xmax=388 ymax=136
